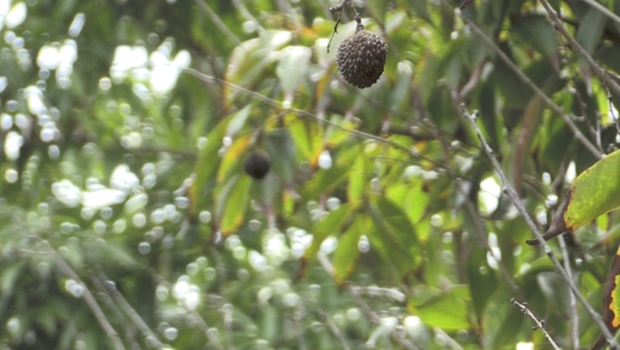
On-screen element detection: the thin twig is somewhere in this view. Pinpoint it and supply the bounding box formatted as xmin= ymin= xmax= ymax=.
xmin=294 ymin=303 xmax=308 ymax=350
xmin=449 ymin=3 xmax=604 ymax=159
xmin=604 ymin=83 xmax=620 ymax=135
xmin=231 ymin=0 xmax=265 ymax=33
xmin=89 ymin=271 xmax=143 ymax=350
xmin=316 ymin=307 xmax=352 ymax=350
xmin=538 ymin=0 xmax=620 ymax=99
xmin=4 ymin=210 xmax=127 ymax=350
xmin=222 ymin=303 xmax=235 ymax=350
xmin=558 ymin=235 xmax=579 ymax=350
xmin=317 ymin=253 xmax=420 ymax=350
xmin=511 ymin=298 xmax=561 ymax=350
xmin=182 ymin=67 xmax=457 ymax=176
xmin=326 ymin=0 xmax=360 ymax=53
xmin=326 ymin=0 xmax=347 ymax=53
xmin=461 ymin=105 xmax=619 ymax=349
xmin=433 ymin=327 xmax=464 ymax=350
xmin=96 ymin=270 xmax=164 ymax=349
xmin=194 ymin=0 xmax=241 ymax=46
xmin=352 ymin=286 xmax=406 ymax=303
xmin=580 ymin=0 xmax=620 ymax=28
xmin=462 ymin=193 xmax=524 ymax=300
xmin=51 ymin=251 xmax=127 ymax=350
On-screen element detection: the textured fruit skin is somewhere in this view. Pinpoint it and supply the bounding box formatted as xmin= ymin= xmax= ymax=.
xmin=244 ymin=150 xmax=271 ymax=179
xmin=337 ymin=29 xmax=388 ymax=88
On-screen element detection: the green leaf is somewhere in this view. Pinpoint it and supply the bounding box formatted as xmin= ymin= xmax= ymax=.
xmin=528 ymin=149 xmax=620 ymax=244
xmin=226 ymin=105 xmax=252 ymax=137
xmin=219 ymin=174 xmax=252 ymax=235
xmin=332 ymin=217 xmax=365 ymax=285
xmin=405 ymin=0 xmax=431 ymax=22
xmin=0 ymin=262 xmax=25 ymax=296
xmin=367 ymin=0 xmax=387 ymax=25
xmin=276 ymin=46 xmax=312 ymax=105
xmin=190 ymin=115 xmax=232 ymax=216
xmin=217 ymin=134 xmax=252 ymax=183
xmin=370 ymin=193 xmax=419 ymax=249
xmin=575 ymin=8 xmax=606 ymax=56
xmin=302 ymin=165 xmax=349 ymax=199
xmin=511 ymin=14 xmax=558 ymax=57
xmin=367 ymin=194 xmax=420 ymax=281
xmin=409 ymin=285 xmax=471 ymax=330
xmin=287 ymin=117 xmax=322 ymax=162
xmin=264 ymin=128 xmax=297 ymax=184
xmin=300 ymin=203 xmax=359 ymax=278
xmin=348 ymin=151 xmax=370 ymax=202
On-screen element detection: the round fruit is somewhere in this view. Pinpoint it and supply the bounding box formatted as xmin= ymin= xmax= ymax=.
xmin=244 ymin=150 xmax=271 ymax=179
xmin=336 ymin=29 xmax=388 ymax=89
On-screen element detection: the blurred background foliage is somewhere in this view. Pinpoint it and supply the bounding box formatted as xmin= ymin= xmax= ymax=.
xmin=1 ymin=0 xmax=620 ymax=349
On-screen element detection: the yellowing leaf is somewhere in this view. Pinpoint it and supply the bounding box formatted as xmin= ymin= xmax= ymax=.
xmin=590 ymin=245 xmax=620 ymax=350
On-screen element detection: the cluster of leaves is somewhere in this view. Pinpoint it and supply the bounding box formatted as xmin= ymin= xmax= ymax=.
xmin=1 ymin=0 xmax=620 ymax=349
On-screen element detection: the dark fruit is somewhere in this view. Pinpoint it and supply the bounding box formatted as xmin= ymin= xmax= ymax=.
xmin=244 ymin=150 xmax=271 ymax=179
xmin=336 ymin=28 xmax=388 ymax=89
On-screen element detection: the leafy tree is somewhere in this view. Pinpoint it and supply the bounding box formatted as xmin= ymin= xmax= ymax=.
xmin=1 ymin=0 xmax=620 ymax=349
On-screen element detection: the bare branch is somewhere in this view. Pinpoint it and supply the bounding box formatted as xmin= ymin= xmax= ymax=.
xmin=434 ymin=327 xmax=465 ymax=350
xmin=316 ymin=307 xmax=352 ymax=350
xmin=448 ymin=3 xmax=604 ymax=159
xmin=352 ymin=286 xmax=406 ymax=303
xmin=194 ymin=0 xmax=241 ymax=46
xmin=461 ymin=105 xmax=619 ymax=350
xmin=89 ymin=271 xmax=143 ymax=350
xmin=2 ymin=210 xmax=127 ymax=350
xmin=558 ymin=235 xmax=579 ymax=350
xmin=511 ymin=298 xmax=561 ymax=350
xmin=294 ymin=303 xmax=308 ymax=350
xmin=96 ymin=270 xmax=164 ymax=349
xmin=462 ymin=193 xmax=524 ymax=299
xmin=182 ymin=67 xmax=458 ymax=176
xmin=538 ymin=0 xmax=620 ymax=99
xmin=231 ymin=0 xmax=265 ymax=33
xmin=317 ymin=253 xmax=420 ymax=350
xmin=580 ymin=0 xmax=620 ymax=29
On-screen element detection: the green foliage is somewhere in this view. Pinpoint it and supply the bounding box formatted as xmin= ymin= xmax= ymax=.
xmin=1 ymin=0 xmax=620 ymax=349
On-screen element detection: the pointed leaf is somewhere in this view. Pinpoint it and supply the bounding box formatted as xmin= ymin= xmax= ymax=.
xmin=307 ymin=202 xmax=358 ymax=257
xmin=217 ymin=174 xmax=252 ymax=236
xmin=512 ymin=14 xmax=558 ymax=58
xmin=332 ymin=217 xmax=365 ymax=285
xmin=276 ymin=46 xmax=311 ymax=105
xmin=190 ymin=115 xmax=232 ymax=216
xmin=527 ymin=149 xmax=620 ymax=245
xmin=575 ymin=8 xmax=605 ymax=56
xmin=367 ymin=194 xmax=420 ymax=281
xmin=348 ymin=151 xmax=370 ymax=202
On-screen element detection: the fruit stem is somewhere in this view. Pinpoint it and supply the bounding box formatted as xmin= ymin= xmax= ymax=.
xmin=355 ymin=15 xmax=364 ymax=32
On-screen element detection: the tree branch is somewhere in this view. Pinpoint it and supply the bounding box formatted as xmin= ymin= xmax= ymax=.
xmin=317 ymin=253 xmax=420 ymax=350
xmin=95 ymin=270 xmax=164 ymax=349
xmin=511 ymin=298 xmax=561 ymax=350
xmin=449 ymin=3 xmax=604 ymax=159
xmin=461 ymin=105 xmax=619 ymax=350
xmin=3 ymin=209 xmax=126 ymax=350
xmin=194 ymin=0 xmax=241 ymax=46
xmin=538 ymin=0 xmax=620 ymax=99
xmin=558 ymin=235 xmax=580 ymax=350
xmin=579 ymin=0 xmax=620 ymax=30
